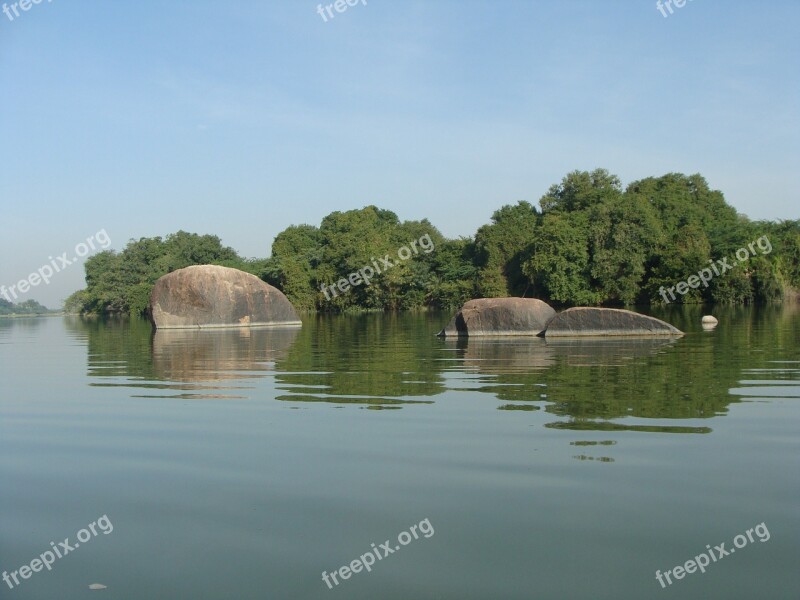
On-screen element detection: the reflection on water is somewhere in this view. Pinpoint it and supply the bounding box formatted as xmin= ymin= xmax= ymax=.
xmin=446 ymin=336 xmax=678 ymax=373
xmin=446 ymin=337 xmax=555 ymax=372
xmin=572 ymin=454 xmax=615 ymax=463
xmin=730 ymin=361 xmax=800 ymax=399
xmin=57 ymin=305 xmax=800 ymax=428
xmin=269 ymin=313 xmax=446 ymax=406
xmin=2 ymin=307 xmax=799 ymax=600
xmin=153 ymin=327 xmax=300 ymax=382
xmin=542 ymin=336 xmax=678 ymax=365
xmin=497 ymin=403 xmax=540 ymax=411
xmin=0 ymin=315 xmax=48 ymax=334
xmin=545 ymin=420 xmax=713 ymax=434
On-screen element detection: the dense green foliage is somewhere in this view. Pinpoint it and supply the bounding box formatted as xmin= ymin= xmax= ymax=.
xmin=262 ymin=206 xmax=466 ymax=311
xmin=489 ymin=170 xmax=797 ymax=306
xmin=0 ymin=298 xmax=54 ymax=316
xmin=65 ymin=231 xmax=266 ymax=315
xmin=67 ymin=170 xmax=800 ymax=316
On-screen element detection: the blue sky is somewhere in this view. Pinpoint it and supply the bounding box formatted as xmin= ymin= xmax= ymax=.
xmin=1 ymin=0 xmax=798 ymax=307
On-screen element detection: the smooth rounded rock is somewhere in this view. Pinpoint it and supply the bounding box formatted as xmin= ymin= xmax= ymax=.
xmin=149 ymin=265 xmax=301 ymax=330
xmin=437 ymin=297 xmax=556 ymax=337
xmin=701 ymin=315 xmax=718 ymax=325
xmin=544 ymin=307 xmax=683 ymax=337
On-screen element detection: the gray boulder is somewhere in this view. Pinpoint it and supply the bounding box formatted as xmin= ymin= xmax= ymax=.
xmin=438 ymin=298 xmax=556 ymax=337
xmin=544 ymin=307 xmax=682 ymax=337
xmin=149 ymin=265 xmax=301 ymax=330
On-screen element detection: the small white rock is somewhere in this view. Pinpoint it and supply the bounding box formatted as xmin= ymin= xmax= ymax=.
xmin=88 ymin=583 xmax=107 ymax=591
xmin=701 ymin=315 xmax=718 ymax=325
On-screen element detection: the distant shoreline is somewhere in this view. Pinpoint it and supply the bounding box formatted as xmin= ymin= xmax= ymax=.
xmin=0 ymin=312 xmax=63 ymax=319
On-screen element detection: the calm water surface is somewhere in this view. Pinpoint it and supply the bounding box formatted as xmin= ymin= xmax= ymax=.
xmin=1 ymin=306 xmax=798 ymax=599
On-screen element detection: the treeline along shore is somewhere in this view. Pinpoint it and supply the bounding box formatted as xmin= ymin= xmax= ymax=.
xmin=0 ymin=299 xmax=55 ymax=317
xmin=65 ymin=169 xmax=800 ymax=315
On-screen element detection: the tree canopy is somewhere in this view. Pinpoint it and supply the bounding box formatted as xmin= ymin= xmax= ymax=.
xmin=65 ymin=231 xmax=264 ymax=316
xmin=66 ymin=171 xmax=800 ymax=316
xmin=0 ymin=298 xmax=54 ymax=316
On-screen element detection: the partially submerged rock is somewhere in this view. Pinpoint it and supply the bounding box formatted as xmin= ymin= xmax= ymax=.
xmin=438 ymin=298 xmax=556 ymax=337
xmin=544 ymin=307 xmax=682 ymax=337
xmin=149 ymin=265 xmax=301 ymax=330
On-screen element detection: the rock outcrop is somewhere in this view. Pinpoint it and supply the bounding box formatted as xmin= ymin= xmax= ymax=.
xmin=149 ymin=265 xmax=301 ymax=330
xmin=437 ymin=298 xmax=556 ymax=337
xmin=543 ymin=307 xmax=682 ymax=337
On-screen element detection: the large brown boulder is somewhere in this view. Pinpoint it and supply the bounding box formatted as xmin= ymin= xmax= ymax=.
xmin=544 ymin=307 xmax=682 ymax=337
xmin=437 ymin=298 xmax=556 ymax=337
xmin=149 ymin=265 xmax=301 ymax=330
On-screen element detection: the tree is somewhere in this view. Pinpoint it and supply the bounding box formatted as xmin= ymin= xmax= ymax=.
xmin=427 ymin=238 xmax=478 ymax=308
xmin=473 ymin=201 xmax=539 ymax=297
xmin=0 ymin=298 xmax=52 ymax=315
xmin=524 ymin=212 xmax=601 ymax=305
xmin=646 ymin=224 xmax=712 ymax=304
xmin=589 ymin=195 xmax=663 ymax=304
xmin=539 ymin=169 xmax=622 ymax=214
xmin=65 ymin=171 xmax=797 ymax=314
xmin=75 ymin=231 xmax=248 ymax=315
xmin=264 ymin=225 xmax=323 ymax=311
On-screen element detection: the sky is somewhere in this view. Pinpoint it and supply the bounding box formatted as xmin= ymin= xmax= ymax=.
xmin=0 ymin=0 xmax=798 ymax=308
